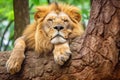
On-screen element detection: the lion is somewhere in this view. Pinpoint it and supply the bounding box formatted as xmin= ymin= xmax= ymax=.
xmin=6 ymin=3 xmax=84 ymax=74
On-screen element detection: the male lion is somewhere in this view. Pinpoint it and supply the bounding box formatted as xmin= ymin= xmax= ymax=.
xmin=6 ymin=3 xmax=84 ymax=74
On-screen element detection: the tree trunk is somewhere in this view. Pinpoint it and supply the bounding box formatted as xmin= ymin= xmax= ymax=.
xmin=0 ymin=0 xmax=120 ymax=80
xmin=13 ymin=0 xmax=30 ymax=39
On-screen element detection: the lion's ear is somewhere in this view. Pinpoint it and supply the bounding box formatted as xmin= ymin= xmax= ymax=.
xmin=66 ymin=6 xmax=81 ymax=22
xmin=34 ymin=6 xmax=48 ymax=21
xmin=69 ymin=10 xmax=81 ymax=22
xmin=72 ymin=12 xmax=81 ymax=22
xmin=34 ymin=11 xmax=41 ymax=20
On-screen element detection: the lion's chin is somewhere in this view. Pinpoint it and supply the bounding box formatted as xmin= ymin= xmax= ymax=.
xmin=51 ymin=36 xmax=66 ymax=44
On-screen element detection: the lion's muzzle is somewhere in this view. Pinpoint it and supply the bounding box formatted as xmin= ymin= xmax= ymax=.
xmin=50 ymin=25 xmax=67 ymax=44
xmin=51 ymin=33 xmax=67 ymax=44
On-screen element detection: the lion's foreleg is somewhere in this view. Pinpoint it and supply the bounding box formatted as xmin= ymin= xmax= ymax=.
xmin=6 ymin=36 xmax=26 ymax=74
xmin=53 ymin=42 xmax=72 ymax=65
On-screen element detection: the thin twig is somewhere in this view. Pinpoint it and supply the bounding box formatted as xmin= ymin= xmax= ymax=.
xmin=47 ymin=0 xmax=51 ymax=4
xmin=0 ymin=20 xmax=13 ymax=50
xmin=4 ymin=34 xmax=14 ymax=51
xmin=29 ymin=3 xmax=34 ymax=10
xmin=0 ymin=17 xmax=7 ymax=22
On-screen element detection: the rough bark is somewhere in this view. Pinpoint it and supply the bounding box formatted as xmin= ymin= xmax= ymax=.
xmin=13 ymin=0 xmax=30 ymax=39
xmin=0 ymin=0 xmax=120 ymax=80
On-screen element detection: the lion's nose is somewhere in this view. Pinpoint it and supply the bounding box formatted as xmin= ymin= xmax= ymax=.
xmin=54 ymin=26 xmax=64 ymax=31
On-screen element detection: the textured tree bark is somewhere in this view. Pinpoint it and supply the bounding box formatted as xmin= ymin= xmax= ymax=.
xmin=13 ymin=0 xmax=30 ymax=39
xmin=0 ymin=0 xmax=120 ymax=80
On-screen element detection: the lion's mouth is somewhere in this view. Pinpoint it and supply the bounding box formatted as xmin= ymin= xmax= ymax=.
xmin=52 ymin=34 xmax=65 ymax=39
xmin=51 ymin=34 xmax=67 ymax=44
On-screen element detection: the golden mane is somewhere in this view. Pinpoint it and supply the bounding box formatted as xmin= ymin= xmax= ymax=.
xmin=23 ymin=3 xmax=83 ymax=54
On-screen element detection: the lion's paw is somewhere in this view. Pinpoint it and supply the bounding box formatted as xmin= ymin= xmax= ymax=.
xmin=6 ymin=53 xmax=25 ymax=74
xmin=53 ymin=42 xmax=71 ymax=65
xmin=54 ymin=51 xmax=71 ymax=65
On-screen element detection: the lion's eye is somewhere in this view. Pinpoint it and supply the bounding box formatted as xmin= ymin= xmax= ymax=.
xmin=63 ymin=19 xmax=69 ymax=22
xmin=47 ymin=19 xmax=53 ymax=22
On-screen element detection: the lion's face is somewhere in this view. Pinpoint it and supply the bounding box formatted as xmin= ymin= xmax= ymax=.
xmin=42 ymin=11 xmax=73 ymax=44
xmin=34 ymin=3 xmax=83 ymax=45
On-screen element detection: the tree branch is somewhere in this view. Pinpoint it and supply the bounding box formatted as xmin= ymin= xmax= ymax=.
xmin=0 ymin=35 xmax=120 ymax=80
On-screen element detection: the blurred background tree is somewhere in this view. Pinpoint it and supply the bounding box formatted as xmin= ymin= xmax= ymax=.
xmin=0 ymin=0 xmax=90 ymax=51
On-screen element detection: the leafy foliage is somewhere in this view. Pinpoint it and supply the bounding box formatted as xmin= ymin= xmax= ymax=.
xmin=0 ymin=0 xmax=90 ymax=51
xmin=0 ymin=0 xmax=14 ymax=51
